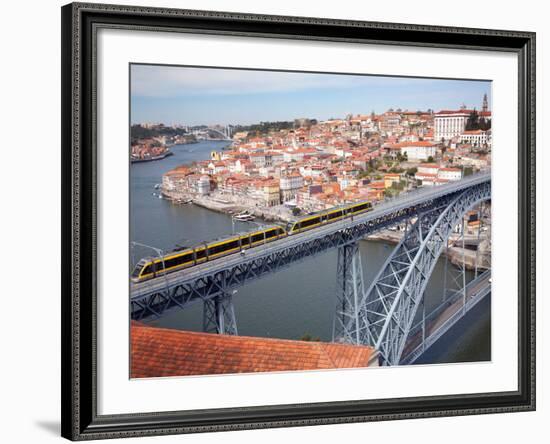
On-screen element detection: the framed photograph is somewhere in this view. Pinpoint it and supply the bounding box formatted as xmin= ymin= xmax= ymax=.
xmin=61 ymin=2 xmax=535 ymax=440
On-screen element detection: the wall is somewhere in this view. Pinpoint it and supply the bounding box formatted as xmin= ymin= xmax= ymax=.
xmin=0 ymin=0 xmax=546 ymax=442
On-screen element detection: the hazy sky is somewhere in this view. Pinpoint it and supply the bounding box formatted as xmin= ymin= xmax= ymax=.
xmin=130 ymin=64 xmax=491 ymax=126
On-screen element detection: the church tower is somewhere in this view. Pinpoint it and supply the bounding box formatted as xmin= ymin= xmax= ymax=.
xmin=482 ymin=93 xmax=489 ymax=113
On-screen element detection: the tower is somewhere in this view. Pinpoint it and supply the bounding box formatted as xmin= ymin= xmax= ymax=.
xmin=482 ymin=93 xmax=489 ymax=113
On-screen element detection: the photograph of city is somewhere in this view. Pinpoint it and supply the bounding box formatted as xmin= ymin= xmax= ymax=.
xmin=129 ymin=64 xmax=492 ymax=378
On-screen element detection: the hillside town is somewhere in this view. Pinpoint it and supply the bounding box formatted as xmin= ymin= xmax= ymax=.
xmin=153 ymin=95 xmax=491 ymax=222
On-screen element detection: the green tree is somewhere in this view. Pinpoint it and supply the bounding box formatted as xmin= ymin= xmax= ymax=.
xmin=406 ymin=167 xmax=418 ymax=177
xmin=465 ymin=110 xmax=480 ymax=131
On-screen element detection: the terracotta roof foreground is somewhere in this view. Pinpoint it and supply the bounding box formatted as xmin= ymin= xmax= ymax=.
xmin=131 ymin=322 xmax=379 ymax=378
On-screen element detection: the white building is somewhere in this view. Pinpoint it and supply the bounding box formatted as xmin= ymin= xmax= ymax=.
xmin=434 ymin=110 xmax=471 ymax=142
xmin=399 ymin=141 xmax=437 ymax=161
xmin=437 ymin=167 xmax=462 ymax=181
xmin=460 ymin=129 xmax=491 ymax=147
xmin=417 ymin=164 xmax=440 ymax=175
xmin=196 ymin=176 xmax=211 ymax=195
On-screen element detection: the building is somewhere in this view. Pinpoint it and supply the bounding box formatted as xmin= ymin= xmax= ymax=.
xmin=434 ymin=110 xmax=471 ymax=142
xmin=460 ymin=129 xmax=491 ymax=147
xmin=384 ymin=173 xmax=401 ymax=188
xmin=394 ymin=141 xmax=437 ymax=160
xmin=258 ymin=179 xmax=281 ymax=207
xmin=131 ymin=322 xmax=378 ymax=378
xmin=417 ymin=164 xmax=440 ymax=175
xmin=379 ymin=111 xmax=402 ymax=133
xmin=437 ymin=167 xmax=463 ymax=181
xmin=196 ymin=175 xmax=211 ymax=195
xmin=280 ymin=172 xmax=304 ymax=202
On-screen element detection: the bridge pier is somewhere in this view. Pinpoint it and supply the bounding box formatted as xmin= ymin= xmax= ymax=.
xmin=333 ymin=242 xmax=364 ymax=345
xmin=203 ymin=292 xmax=238 ymax=335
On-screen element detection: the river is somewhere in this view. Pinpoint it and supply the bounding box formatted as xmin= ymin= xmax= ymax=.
xmin=130 ymin=140 xmax=491 ymax=364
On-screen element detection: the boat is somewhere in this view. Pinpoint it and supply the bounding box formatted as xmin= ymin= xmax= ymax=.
xmin=233 ymin=211 xmax=255 ymax=222
xmin=130 ymin=150 xmax=174 ymax=164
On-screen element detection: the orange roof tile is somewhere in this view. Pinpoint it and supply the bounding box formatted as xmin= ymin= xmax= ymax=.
xmin=131 ymin=323 xmax=377 ymax=377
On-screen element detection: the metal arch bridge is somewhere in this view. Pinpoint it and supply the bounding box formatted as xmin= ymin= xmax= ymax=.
xmin=192 ymin=127 xmax=232 ymax=141
xmin=130 ymin=172 xmax=491 ymax=363
xmin=334 ymin=181 xmax=491 ymax=365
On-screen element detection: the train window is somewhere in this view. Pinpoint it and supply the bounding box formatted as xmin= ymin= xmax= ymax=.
xmin=195 ymin=249 xmax=206 ymax=259
xmin=328 ymin=211 xmax=343 ymax=220
xmin=300 ymin=217 xmax=321 ymax=228
xmin=142 ymin=264 xmax=153 ymax=275
xmin=209 ymin=239 xmax=239 ymax=255
xmin=164 ymin=252 xmax=193 ymax=269
xmin=265 ymin=229 xmax=277 ymax=239
xmin=251 ymin=233 xmax=266 ymax=243
xmin=352 ymin=203 xmax=369 ymax=213
xmin=131 ymin=265 xmax=143 ymax=277
xmin=240 ymin=236 xmax=250 ymax=246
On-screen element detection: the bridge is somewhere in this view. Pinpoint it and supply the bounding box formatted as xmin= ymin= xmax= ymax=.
xmin=130 ymin=172 xmax=491 ymax=365
xmin=191 ymin=126 xmax=232 ymax=141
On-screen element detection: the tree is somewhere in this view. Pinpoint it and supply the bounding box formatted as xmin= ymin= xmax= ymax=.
xmin=466 ymin=110 xmax=480 ymax=131
xmin=406 ymin=167 xmax=418 ymax=177
xmin=463 ymin=166 xmax=474 ymax=176
xmin=291 ymin=207 xmax=301 ymax=216
xmin=427 ymin=156 xmax=434 ymax=163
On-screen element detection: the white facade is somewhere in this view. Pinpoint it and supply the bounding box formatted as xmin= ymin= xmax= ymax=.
xmin=417 ymin=164 xmax=440 ymax=175
xmin=434 ymin=111 xmax=470 ymax=142
xmin=196 ymin=176 xmax=211 ymax=195
xmin=280 ymin=173 xmax=304 ymax=202
xmin=400 ymin=144 xmax=436 ymax=160
xmin=437 ymin=168 xmax=462 ymax=181
xmin=460 ymin=130 xmax=490 ymax=147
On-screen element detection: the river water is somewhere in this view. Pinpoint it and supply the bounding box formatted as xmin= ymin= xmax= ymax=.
xmin=130 ymin=140 xmax=490 ymax=364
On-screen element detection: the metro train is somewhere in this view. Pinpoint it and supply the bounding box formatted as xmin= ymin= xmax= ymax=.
xmin=131 ymin=200 xmax=373 ymax=283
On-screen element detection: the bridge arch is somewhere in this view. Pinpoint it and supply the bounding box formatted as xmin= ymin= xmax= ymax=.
xmin=350 ymin=181 xmax=491 ymax=365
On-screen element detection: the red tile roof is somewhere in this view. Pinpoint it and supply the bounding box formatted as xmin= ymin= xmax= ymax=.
xmin=131 ymin=322 xmax=377 ymax=378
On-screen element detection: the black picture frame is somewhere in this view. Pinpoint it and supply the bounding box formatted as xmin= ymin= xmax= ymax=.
xmin=61 ymin=2 xmax=536 ymax=440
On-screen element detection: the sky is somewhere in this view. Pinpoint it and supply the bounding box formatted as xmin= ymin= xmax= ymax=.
xmin=130 ymin=64 xmax=492 ymax=126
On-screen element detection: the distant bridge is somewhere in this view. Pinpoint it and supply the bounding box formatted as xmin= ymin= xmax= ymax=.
xmin=191 ymin=127 xmax=232 ymax=141
xmin=130 ymin=172 xmax=491 ymax=365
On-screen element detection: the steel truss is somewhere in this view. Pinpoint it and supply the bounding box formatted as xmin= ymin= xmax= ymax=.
xmin=345 ymin=182 xmax=491 ymax=365
xmin=130 ymin=179 xmax=490 ymax=344
xmin=130 ymin=199 xmax=440 ymax=321
xmin=333 ymin=243 xmax=364 ymax=344
xmin=203 ymin=292 xmax=238 ymax=335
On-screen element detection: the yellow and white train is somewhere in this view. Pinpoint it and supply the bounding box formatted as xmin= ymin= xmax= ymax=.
xmin=131 ymin=200 xmax=372 ymax=283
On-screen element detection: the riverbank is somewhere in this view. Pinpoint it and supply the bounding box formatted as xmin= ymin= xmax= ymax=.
xmin=131 ymin=150 xmax=173 ymax=164
xmin=366 ymin=229 xmax=491 ymax=271
xmin=161 ymin=188 xmax=293 ymax=223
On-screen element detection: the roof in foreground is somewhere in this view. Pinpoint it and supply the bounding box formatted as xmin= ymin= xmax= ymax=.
xmin=131 ymin=322 xmax=378 ymax=378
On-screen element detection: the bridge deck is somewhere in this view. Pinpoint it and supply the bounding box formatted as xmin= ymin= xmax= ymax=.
xmin=130 ymin=172 xmax=490 ymax=301
xmin=401 ymin=270 xmax=491 ymax=364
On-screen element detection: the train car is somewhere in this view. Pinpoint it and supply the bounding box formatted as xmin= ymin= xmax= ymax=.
xmin=131 ymin=225 xmax=286 ymax=283
xmin=131 ymin=200 xmax=372 ymax=283
xmin=287 ymin=200 xmax=372 ymax=235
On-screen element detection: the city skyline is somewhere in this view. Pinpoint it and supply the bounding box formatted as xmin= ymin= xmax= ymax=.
xmin=131 ymin=64 xmax=491 ymax=126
